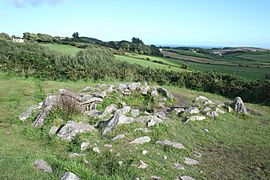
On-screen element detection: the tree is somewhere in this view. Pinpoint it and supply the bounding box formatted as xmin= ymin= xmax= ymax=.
xmin=72 ymin=32 xmax=79 ymax=39
xmin=0 ymin=33 xmax=12 ymax=40
xmin=131 ymin=37 xmax=144 ymax=45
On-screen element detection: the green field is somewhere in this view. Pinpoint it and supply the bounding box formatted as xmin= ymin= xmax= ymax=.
xmin=42 ymin=43 xmax=82 ymax=56
xmin=42 ymin=43 xmax=270 ymax=80
xmin=0 ymin=72 xmax=270 ymax=179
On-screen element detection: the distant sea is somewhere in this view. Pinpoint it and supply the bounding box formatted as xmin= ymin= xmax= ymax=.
xmin=156 ymin=44 xmax=224 ymax=49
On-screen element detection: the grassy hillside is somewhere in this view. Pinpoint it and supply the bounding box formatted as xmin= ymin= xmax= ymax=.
xmin=0 ymin=72 xmax=269 ymax=179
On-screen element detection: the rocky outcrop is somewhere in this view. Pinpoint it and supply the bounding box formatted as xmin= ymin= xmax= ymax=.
xmin=19 ymin=102 xmax=42 ymax=121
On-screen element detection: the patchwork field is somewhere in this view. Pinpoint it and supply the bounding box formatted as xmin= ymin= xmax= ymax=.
xmin=42 ymin=43 xmax=270 ymax=80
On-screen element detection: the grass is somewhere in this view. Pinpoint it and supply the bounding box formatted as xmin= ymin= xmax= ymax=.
xmin=42 ymin=43 xmax=82 ymax=56
xmin=0 ymin=72 xmax=270 ymax=179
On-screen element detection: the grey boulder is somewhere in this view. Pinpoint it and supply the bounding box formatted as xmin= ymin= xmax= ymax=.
xmin=61 ymin=172 xmax=80 ymax=180
xmin=57 ymin=121 xmax=96 ymax=140
xmin=33 ymin=159 xmax=53 ymax=173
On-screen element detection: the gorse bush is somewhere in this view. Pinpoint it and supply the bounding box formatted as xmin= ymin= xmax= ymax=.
xmin=0 ymin=39 xmax=269 ymax=105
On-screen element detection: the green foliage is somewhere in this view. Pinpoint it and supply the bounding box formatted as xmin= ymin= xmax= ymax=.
xmin=72 ymin=32 xmax=79 ymax=39
xmin=131 ymin=37 xmax=144 ymax=45
xmin=0 ymin=32 xmax=12 ymax=40
xmin=0 ymin=39 xmax=269 ymax=105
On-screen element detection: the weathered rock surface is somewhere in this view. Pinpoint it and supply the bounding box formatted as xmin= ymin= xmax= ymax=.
xmin=61 ymin=172 xmax=80 ymax=180
xmin=156 ymin=140 xmax=185 ymax=150
xmin=185 ymin=107 xmax=200 ymax=114
xmin=49 ymin=126 xmax=59 ymax=135
xmin=187 ymin=116 xmax=206 ymax=122
xmin=33 ymin=159 xmax=53 ymax=173
xmin=112 ymin=134 xmax=125 ymax=141
xmin=131 ymin=109 xmax=140 ymax=117
xmin=130 ymin=136 xmax=151 ymax=144
xmin=184 ymin=157 xmax=199 ymax=165
xmin=234 ymin=97 xmax=248 ymax=114
xmin=80 ymin=141 xmax=90 ymax=151
xmin=32 ymin=95 xmax=60 ymax=128
xmin=19 ymin=103 xmax=42 ymax=121
xmin=138 ymin=115 xmax=163 ymax=127
xmin=206 ymin=111 xmax=218 ymax=118
xmin=158 ymin=87 xmax=173 ymax=99
xmin=138 ymin=160 xmax=148 ymax=169
xmin=174 ymin=162 xmax=185 ymax=170
xmin=57 ymin=121 xmax=96 ymax=140
xmin=179 ymin=176 xmax=195 ymax=180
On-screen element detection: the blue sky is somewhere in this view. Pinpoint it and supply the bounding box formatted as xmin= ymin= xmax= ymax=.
xmin=0 ymin=0 xmax=270 ymax=47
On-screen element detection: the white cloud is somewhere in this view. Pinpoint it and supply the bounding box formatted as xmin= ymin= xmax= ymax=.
xmin=10 ymin=0 xmax=68 ymax=7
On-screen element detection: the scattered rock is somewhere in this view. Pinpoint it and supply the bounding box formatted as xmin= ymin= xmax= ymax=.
xmin=158 ymin=87 xmax=173 ymax=99
xmin=104 ymin=144 xmax=113 ymax=148
xmin=185 ymin=107 xmax=200 ymax=114
xmin=195 ymin=96 xmax=213 ymax=105
xmin=234 ymin=97 xmax=248 ymax=114
xmin=134 ymin=128 xmax=150 ymax=133
xmin=93 ymin=147 xmax=100 ymax=154
xmin=138 ymin=160 xmax=148 ymax=169
xmin=193 ymin=151 xmax=202 ymax=158
xmin=128 ymin=82 xmax=140 ymax=91
xmin=151 ymin=176 xmax=161 ymax=180
xmin=32 ymin=95 xmax=60 ymax=127
xmin=201 ymin=106 xmax=212 ymax=114
xmin=112 ymin=134 xmax=125 ymax=141
xmin=187 ymin=116 xmax=206 ymax=122
xmin=69 ymin=153 xmax=86 ymax=158
xmin=102 ymin=104 xmax=117 ymax=116
xmin=118 ymin=161 xmax=124 ymax=166
xmin=216 ymin=107 xmax=225 ymax=114
xmin=81 ymin=142 xmax=90 ymax=151
xmin=130 ymin=136 xmax=151 ymax=145
xmin=204 ymin=129 xmax=209 ymax=133
xmin=49 ymin=126 xmax=59 ymax=135
xmin=156 ymin=140 xmax=185 ymax=150
xmin=206 ymin=111 xmax=218 ymax=118
xmin=154 ymin=110 xmax=167 ymax=120
xmin=101 ymin=110 xmax=122 ymax=135
xmin=142 ymin=150 xmax=148 ymax=155
xmin=227 ymin=106 xmax=233 ymax=112
xmin=151 ymin=89 xmax=159 ymax=97
xmin=138 ymin=115 xmax=163 ymax=127
xmin=118 ymin=115 xmax=135 ymax=125
xmin=57 ymin=121 xmax=96 ymax=141
xmin=19 ymin=104 xmax=42 ymax=121
xmin=174 ymin=162 xmax=185 ymax=170
xmin=172 ymin=107 xmax=185 ymax=114
xmin=131 ymin=109 xmax=140 ymax=117
xmin=179 ymin=176 xmax=195 ymax=180
xmin=184 ymin=157 xmax=199 ymax=165
xmin=140 ymin=85 xmax=150 ymax=95
xmin=118 ymin=83 xmax=128 ymax=91
xmin=60 ymin=172 xmax=80 ymax=180
xmin=82 ymin=86 xmax=92 ymax=92
xmin=164 ymin=155 xmax=168 ymax=160
xmin=33 ymin=159 xmax=53 ymax=173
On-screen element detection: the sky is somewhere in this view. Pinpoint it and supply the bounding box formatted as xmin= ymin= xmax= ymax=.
xmin=0 ymin=0 xmax=270 ymax=47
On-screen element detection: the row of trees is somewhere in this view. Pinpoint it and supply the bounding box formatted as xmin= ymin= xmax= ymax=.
xmin=0 ymin=39 xmax=269 ymax=105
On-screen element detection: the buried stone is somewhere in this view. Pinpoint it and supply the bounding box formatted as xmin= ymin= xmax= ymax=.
xmin=156 ymin=140 xmax=185 ymax=150
xmin=130 ymin=136 xmax=151 ymax=144
xmin=61 ymin=172 xmax=80 ymax=180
